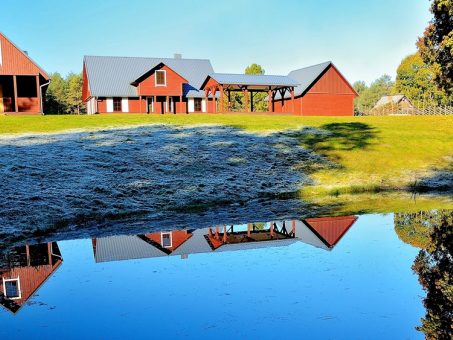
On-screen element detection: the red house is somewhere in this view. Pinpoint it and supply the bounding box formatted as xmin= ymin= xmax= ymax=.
xmin=83 ymin=55 xmax=357 ymax=116
xmin=0 ymin=32 xmax=50 ymax=115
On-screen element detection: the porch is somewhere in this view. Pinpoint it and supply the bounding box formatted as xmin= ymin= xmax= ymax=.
xmin=0 ymin=75 xmax=43 ymax=114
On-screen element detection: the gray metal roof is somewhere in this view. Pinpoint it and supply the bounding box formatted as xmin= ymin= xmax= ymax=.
xmin=94 ymin=235 xmax=167 ymax=263
xmin=373 ymin=95 xmax=411 ymax=108
xmin=274 ymin=61 xmax=332 ymax=99
xmin=84 ymin=55 xmax=214 ymax=98
xmin=206 ymin=73 xmax=299 ymax=87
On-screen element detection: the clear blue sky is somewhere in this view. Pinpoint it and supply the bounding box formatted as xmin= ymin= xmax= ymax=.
xmin=2 ymin=0 xmax=430 ymax=84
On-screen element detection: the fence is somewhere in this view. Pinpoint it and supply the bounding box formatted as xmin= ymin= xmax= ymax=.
xmin=361 ymin=105 xmax=453 ymax=116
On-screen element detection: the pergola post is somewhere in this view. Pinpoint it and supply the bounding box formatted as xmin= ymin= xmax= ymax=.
xmin=268 ymin=89 xmax=273 ymax=113
xmin=212 ymin=86 xmax=217 ymax=113
xmin=250 ymin=91 xmax=254 ymax=112
xmin=247 ymin=223 xmax=251 ymax=238
xmin=205 ymin=89 xmax=209 ymax=113
xmin=36 ymin=75 xmax=42 ymax=113
xmin=291 ymin=87 xmax=295 ymax=114
xmin=13 ymin=75 xmax=18 ymax=113
xmin=227 ymin=90 xmax=231 ymax=112
xmin=219 ymin=85 xmax=224 ymax=113
xmin=243 ymin=87 xmax=249 ymax=112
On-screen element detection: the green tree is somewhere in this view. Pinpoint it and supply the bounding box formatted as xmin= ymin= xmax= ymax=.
xmin=66 ymin=72 xmax=84 ymax=114
xmin=245 ymin=63 xmax=267 ymax=112
xmin=417 ymin=0 xmax=453 ymax=95
xmin=44 ymin=72 xmax=85 ymax=114
xmin=45 ymin=72 xmax=67 ymax=114
xmin=394 ymin=53 xmax=450 ymax=106
xmin=353 ymin=75 xmax=394 ymax=113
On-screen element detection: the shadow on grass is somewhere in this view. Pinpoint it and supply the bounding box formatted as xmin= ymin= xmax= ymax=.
xmin=409 ymin=160 xmax=453 ymax=195
xmin=289 ymin=122 xmax=378 ymax=162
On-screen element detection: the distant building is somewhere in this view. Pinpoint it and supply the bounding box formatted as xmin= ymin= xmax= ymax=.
xmin=82 ymin=55 xmax=357 ymax=116
xmin=373 ymin=95 xmax=414 ymax=110
xmin=0 ymin=32 xmax=50 ymax=114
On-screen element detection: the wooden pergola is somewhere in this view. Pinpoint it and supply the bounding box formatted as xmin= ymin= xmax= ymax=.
xmin=200 ymin=73 xmax=299 ymax=113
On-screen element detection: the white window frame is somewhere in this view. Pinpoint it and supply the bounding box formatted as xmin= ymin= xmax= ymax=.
xmin=155 ymin=70 xmax=167 ymax=87
xmin=161 ymin=232 xmax=172 ymax=248
xmin=3 ymin=277 xmax=21 ymax=300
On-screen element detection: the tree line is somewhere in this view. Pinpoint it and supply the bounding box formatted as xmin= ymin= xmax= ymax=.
xmin=44 ymin=72 xmax=85 ymax=114
xmin=353 ymin=0 xmax=453 ymax=114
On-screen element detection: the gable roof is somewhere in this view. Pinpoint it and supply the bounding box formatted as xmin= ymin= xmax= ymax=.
xmin=373 ymin=95 xmax=413 ymax=108
xmin=303 ymin=216 xmax=357 ymax=248
xmin=201 ymin=73 xmax=299 ymax=89
xmin=130 ymin=62 xmax=188 ymax=85
xmin=84 ymin=55 xmax=214 ymax=98
xmin=0 ymin=32 xmax=49 ymax=79
xmin=288 ymin=61 xmax=333 ymax=97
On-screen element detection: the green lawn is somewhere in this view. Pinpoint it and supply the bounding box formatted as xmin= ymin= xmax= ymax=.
xmin=1 ymin=114 xmax=452 ymax=213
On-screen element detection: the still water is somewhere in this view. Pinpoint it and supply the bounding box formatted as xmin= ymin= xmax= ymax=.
xmin=0 ymin=212 xmax=450 ymax=339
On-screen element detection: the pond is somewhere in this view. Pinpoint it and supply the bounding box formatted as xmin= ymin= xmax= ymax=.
xmin=1 ymin=210 xmax=451 ymax=339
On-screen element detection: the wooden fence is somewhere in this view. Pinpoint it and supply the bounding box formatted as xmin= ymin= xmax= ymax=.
xmin=362 ymin=105 xmax=453 ymax=116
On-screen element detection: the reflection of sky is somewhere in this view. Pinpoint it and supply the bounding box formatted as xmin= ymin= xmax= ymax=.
xmin=1 ymin=214 xmax=424 ymax=339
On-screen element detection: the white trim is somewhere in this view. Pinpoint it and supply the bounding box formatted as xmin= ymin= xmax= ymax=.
xmin=188 ymin=98 xmax=195 ymax=113
xmin=106 ymin=98 xmax=113 ymax=113
xmin=3 ymin=277 xmax=21 ymax=300
xmin=121 ymin=98 xmax=129 ymax=113
xmin=155 ymin=70 xmax=167 ymax=87
xmin=201 ymin=99 xmax=207 ymax=113
xmin=161 ymin=232 xmax=172 ymax=248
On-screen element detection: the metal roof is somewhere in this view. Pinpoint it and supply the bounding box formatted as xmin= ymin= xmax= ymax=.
xmin=205 ymin=73 xmax=299 ymax=87
xmin=84 ymin=55 xmax=214 ymax=98
xmin=373 ymin=95 xmax=411 ymax=108
xmin=273 ymin=61 xmax=332 ymax=99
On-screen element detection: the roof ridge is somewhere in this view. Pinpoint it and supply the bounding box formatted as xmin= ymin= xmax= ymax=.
xmin=83 ymin=55 xmax=211 ymax=62
xmin=289 ymin=61 xmax=332 ymax=74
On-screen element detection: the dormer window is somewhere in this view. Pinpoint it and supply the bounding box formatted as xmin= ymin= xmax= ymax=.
xmin=3 ymin=278 xmax=21 ymax=299
xmin=155 ymin=70 xmax=166 ymax=86
xmin=161 ymin=232 xmax=172 ymax=248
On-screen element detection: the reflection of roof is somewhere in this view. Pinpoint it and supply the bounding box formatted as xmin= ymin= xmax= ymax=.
xmin=84 ymin=55 xmax=214 ymax=97
xmin=303 ymin=216 xmax=358 ymax=248
xmin=92 ymin=217 xmax=358 ymax=263
xmin=0 ymin=242 xmax=63 ymax=314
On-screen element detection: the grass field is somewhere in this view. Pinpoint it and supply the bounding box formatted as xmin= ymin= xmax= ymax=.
xmin=1 ymin=114 xmax=452 ymax=213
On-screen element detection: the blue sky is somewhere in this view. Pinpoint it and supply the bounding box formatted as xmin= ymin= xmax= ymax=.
xmin=2 ymin=0 xmax=430 ymax=84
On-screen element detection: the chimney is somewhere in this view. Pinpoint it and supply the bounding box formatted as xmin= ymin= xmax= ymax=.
xmin=174 ymin=53 xmax=182 ymax=59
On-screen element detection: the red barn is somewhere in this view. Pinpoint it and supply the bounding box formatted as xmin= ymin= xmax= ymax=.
xmin=272 ymin=62 xmax=358 ymax=116
xmin=0 ymin=33 xmax=50 ymax=115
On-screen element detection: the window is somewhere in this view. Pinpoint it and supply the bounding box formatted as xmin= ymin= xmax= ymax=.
xmin=161 ymin=232 xmax=172 ymax=248
xmin=3 ymin=278 xmax=21 ymax=299
xmin=113 ymin=97 xmax=122 ymax=112
xmin=194 ymin=98 xmax=202 ymax=112
xmin=155 ymin=70 xmax=166 ymax=86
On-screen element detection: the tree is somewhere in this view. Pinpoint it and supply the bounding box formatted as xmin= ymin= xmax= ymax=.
xmin=44 ymin=72 xmax=85 ymax=114
xmin=66 ymin=72 xmax=84 ymax=114
xmin=410 ymin=210 xmax=453 ymax=339
xmin=417 ymin=0 xmax=453 ymax=95
xmin=45 ymin=72 xmax=67 ymax=114
xmin=245 ymin=63 xmax=267 ymax=112
xmin=353 ymin=75 xmax=394 ymax=113
xmin=394 ymin=53 xmax=450 ymax=106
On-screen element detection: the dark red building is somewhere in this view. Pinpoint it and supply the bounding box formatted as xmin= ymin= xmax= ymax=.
xmin=0 ymin=33 xmax=50 ymax=115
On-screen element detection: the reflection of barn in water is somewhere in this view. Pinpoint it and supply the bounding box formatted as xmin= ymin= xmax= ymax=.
xmin=0 ymin=242 xmax=63 ymax=314
xmin=92 ymin=216 xmax=358 ymax=263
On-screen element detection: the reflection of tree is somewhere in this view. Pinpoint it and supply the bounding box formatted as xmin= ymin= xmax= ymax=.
xmin=394 ymin=211 xmax=445 ymax=249
xmin=401 ymin=210 xmax=453 ymax=339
